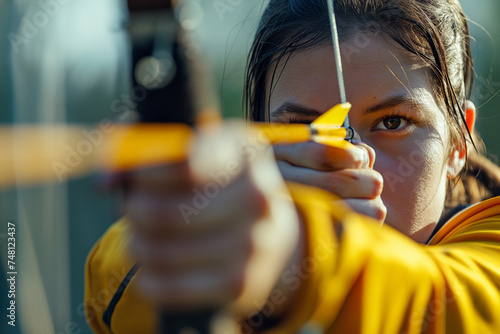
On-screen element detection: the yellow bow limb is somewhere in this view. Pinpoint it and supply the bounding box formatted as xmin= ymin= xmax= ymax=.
xmin=0 ymin=103 xmax=354 ymax=188
xmin=0 ymin=124 xmax=194 ymax=187
xmin=102 ymin=124 xmax=194 ymax=172
xmin=0 ymin=125 xmax=95 ymax=187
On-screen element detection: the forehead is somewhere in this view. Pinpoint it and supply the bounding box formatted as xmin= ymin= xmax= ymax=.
xmin=267 ymin=35 xmax=434 ymax=115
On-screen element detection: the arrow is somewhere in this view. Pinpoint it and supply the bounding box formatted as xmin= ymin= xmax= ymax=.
xmin=0 ymin=104 xmax=353 ymax=189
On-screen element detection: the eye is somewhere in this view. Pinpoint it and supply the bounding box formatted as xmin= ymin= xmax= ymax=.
xmin=373 ymin=115 xmax=410 ymax=131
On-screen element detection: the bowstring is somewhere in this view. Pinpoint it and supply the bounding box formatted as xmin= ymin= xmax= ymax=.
xmin=326 ymin=0 xmax=350 ymax=129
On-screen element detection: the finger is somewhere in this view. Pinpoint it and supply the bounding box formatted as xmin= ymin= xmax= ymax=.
xmin=343 ymin=198 xmax=387 ymax=223
xmin=273 ymin=141 xmax=368 ymax=171
xmin=278 ymin=163 xmax=383 ymax=199
xmin=189 ymin=121 xmax=256 ymax=184
xmin=126 ymin=162 xmax=193 ymax=195
xmin=129 ymin=219 xmax=252 ymax=272
xmin=351 ymin=140 xmax=376 ymax=169
xmin=127 ymin=172 xmax=268 ymax=237
xmin=137 ymin=264 xmax=245 ymax=307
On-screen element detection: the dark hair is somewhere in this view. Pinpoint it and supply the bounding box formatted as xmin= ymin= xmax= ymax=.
xmin=244 ymin=0 xmax=500 ymax=208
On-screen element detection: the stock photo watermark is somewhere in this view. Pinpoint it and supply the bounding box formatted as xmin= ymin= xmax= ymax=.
xmin=44 ymin=266 xmax=131 ymax=334
xmin=178 ymin=127 xmax=274 ymax=224
xmin=238 ymin=235 xmax=337 ymax=334
xmin=384 ymin=150 xmax=426 ymax=193
xmin=5 ymin=221 xmax=17 ymax=327
xmin=473 ymin=73 xmax=500 ymax=106
xmin=50 ymin=80 xmax=151 ymax=182
xmin=400 ymin=283 xmax=465 ymax=334
xmin=212 ymin=0 xmax=243 ymax=21
xmin=8 ymin=0 xmax=72 ymax=54
xmin=51 ymin=119 xmax=115 ymax=182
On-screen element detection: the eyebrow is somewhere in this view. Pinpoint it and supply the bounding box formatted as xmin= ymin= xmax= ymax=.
xmin=270 ymin=102 xmax=323 ymax=119
xmin=363 ymin=95 xmax=418 ymax=115
xmin=271 ymin=95 xmax=419 ymax=119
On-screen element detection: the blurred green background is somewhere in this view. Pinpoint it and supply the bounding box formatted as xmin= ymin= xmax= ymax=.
xmin=0 ymin=1 xmax=499 ymax=333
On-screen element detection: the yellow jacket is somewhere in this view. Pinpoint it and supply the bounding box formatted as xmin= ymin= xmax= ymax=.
xmin=85 ymin=183 xmax=500 ymax=333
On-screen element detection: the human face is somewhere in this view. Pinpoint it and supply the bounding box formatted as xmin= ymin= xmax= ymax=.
xmin=267 ymin=36 xmax=455 ymax=242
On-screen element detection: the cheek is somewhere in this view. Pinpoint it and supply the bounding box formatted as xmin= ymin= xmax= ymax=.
xmin=372 ymin=137 xmax=449 ymax=236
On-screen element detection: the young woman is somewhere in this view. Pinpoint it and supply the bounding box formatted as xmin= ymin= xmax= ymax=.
xmin=85 ymin=0 xmax=500 ymax=333
xmin=245 ymin=0 xmax=500 ymax=242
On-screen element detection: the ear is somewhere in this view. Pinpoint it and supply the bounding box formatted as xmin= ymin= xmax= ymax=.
xmin=447 ymin=100 xmax=476 ymax=179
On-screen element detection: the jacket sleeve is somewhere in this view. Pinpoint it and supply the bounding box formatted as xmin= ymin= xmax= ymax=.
xmin=85 ymin=231 xmax=113 ymax=334
xmin=268 ymin=183 xmax=500 ymax=334
xmin=84 ymin=218 xmax=156 ymax=334
xmin=85 ymin=184 xmax=500 ymax=333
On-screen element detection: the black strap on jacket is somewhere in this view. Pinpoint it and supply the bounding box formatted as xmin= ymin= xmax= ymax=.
xmin=103 ymin=263 xmax=140 ymax=331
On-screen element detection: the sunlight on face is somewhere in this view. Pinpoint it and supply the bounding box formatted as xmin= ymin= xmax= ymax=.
xmin=267 ymin=36 xmax=453 ymax=242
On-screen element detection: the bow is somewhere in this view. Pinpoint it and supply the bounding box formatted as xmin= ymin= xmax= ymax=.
xmin=1 ymin=2 xmax=352 ymax=333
